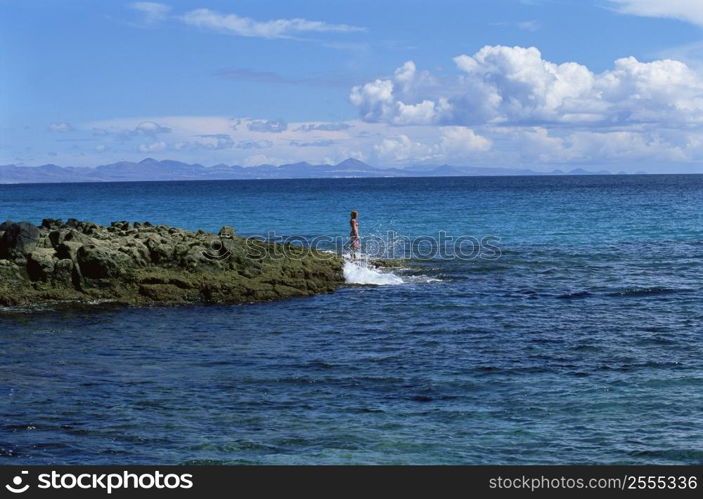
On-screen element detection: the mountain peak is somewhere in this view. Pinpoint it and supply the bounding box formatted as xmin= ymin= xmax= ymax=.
xmin=335 ymin=158 xmax=368 ymax=169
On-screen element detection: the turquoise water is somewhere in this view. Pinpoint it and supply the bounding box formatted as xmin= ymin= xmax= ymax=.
xmin=1 ymin=175 xmax=702 ymax=464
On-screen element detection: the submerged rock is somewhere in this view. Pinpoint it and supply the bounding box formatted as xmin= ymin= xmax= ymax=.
xmin=0 ymin=219 xmax=344 ymax=308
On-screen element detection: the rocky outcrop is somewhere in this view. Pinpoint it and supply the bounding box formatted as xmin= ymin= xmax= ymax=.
xmin=0 ymin=219 xmax=344 ymax=308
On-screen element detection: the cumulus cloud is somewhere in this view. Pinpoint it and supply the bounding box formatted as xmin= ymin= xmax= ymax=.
xmin=350 ymin=45 xmax=703 ymax=127
xmin=48 ymin=122 xmax=73 ymax=133
xmin=181 ymin=8 xmax=364 ymax=39
xmin=374 ymin=127 xmax=491 ymax=164
xmin=374 ymin=135 xmax=435 ymax=163
xmin=610 ymin=0 xmax=703 ymax=27
xmin=440 ymin=127 xmax=492 ymax=154
xmin=350 ymin=61 xmax=451 ymax=125
xmin=130 ymin=2 xmax=171 ymax=24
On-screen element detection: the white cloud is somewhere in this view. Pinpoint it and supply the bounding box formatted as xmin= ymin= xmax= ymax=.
xmin=91 ymin=120 xmax=171 ymax=140
xmin=133 ymin=121 xmax=171 ymax=136
xmin=497 ymin=126 xmax=690 ymax=164
xmin=48 ymin=122 xmax=73 ymax=132
xmin=130 ymin=2 xmax=171 ymax=24
xmin=174 ymin=134 xmax=234 ymax=151
xmin=440 ymin=127 xmax=492 ymax=154
xmin=83 ymin=113 xmax=703 ymax=171
xmin=138 ymin=141 xmax=167 ymax=153
xmin=374 ymin=127 xmax=491 ymax=164
xmin=351 ymin=45 xmax=703 ymax=127
xmin=181 ymin=8 xmax=364 ymax=39
xmin=610 ymin=0 xmax=703 ymax=27
xmin=246 ymin=119 xmax=288 ymax=133
xmin=374 ymin=135 xmax=431 ymax=163
xmin=350 ymin=61 xmax=450 ymax=125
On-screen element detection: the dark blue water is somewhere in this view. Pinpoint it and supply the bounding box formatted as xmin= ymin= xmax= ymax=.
xmin=1 ymin=175 xmax=703 ymax=464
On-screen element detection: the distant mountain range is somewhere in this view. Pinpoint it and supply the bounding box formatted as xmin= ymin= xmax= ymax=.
xmin=0 ymin=158 xmax=617 ymax=184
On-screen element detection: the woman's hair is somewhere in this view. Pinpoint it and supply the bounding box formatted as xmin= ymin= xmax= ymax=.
xmin=350 ymin=210 xmax=358 ymax=219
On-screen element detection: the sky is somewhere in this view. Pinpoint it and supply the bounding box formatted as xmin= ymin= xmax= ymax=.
xmin=4 ymin=0 xmax=703 ymax=172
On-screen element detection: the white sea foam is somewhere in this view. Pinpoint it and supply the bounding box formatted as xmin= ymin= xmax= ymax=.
xmin=343 ymin=259 xmax=404 ymax=285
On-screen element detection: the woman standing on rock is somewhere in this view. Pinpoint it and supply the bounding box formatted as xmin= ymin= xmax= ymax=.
xmin=349 ymin=210 xmax=361 ymax=260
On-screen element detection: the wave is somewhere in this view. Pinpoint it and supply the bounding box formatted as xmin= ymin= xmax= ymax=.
xmin=343 ymin=259 xmax=404 ymax=285
xmin=343 ymin=260 xmax=443 ymax=285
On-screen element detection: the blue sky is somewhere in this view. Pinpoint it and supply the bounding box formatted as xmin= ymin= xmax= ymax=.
xmin=3 ymin=0 xmax=703 ymax=171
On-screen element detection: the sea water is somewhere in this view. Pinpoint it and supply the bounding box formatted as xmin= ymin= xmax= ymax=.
xmin=1 ymin=175 xmax=702 ymax=464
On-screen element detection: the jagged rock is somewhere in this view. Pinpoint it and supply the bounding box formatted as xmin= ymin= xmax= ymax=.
xmin=218 ymin=226 xmax=236 ymax=238
xmin=0 ymin=222 xmax=41 ymax=259
xmin=55 ymin=241 xmax=83 ymax=261
xmin=76 ymin=244 xmax=123 ymax=279
xmin=145 ymin=237 xmax=174 ymax=264
xmin=53 ymin=258 xmax=74 ymax=286
xmin=49 ymin=228 xmax=91 ymax=249
xmin=110 ymin=221 xmax=132 ymax=231
xmin=26 ymin=249 xmax=56 ymax=281
xmin=41 ymin=218 xmax=64 ymax=230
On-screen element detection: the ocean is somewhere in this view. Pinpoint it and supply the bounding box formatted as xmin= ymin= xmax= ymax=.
xmin=1 ymin=175 xmax=702 ymax=464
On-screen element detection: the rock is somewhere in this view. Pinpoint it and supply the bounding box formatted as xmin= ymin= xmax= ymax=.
xmin=0 ymin=220 xmax=15 ymax=231
xmin=49 ymin=228 xmax=91 ymax=248
xmin=145 ymin=237 xmax=174 ymax=264
xmin=0 ymin=218 xmax=344 ymax=308
xmin=26 ymin=249 xmax=56 ymax=281
xmin=41 ymin=218 xmax=63 ymax=230
xmin=0 ymin=222 xmax=41 ymax=259
xmin=55 ymin=241 xmax=84 ymax=261
xmin=218 ymin=226 xmax=236 ymax=238
xmin=52 ymin=258 xmax=74 ymax=286
xmin=110 ymin=221 xmax=132 ymax=231
xmin=76 ymin=244 xmax=122 ymax=279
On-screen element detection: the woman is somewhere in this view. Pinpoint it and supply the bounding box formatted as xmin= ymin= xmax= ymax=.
xmin=349 ymin=210 xmax=361 ymax=260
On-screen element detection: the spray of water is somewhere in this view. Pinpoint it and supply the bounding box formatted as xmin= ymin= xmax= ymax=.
xmin=342 ymin=254 xmax=404 ymax=285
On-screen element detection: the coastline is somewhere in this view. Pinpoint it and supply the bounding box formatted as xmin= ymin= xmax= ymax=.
xmin=0 ymin=218 xmax=345 ymax=309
